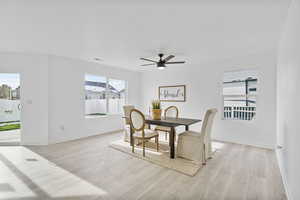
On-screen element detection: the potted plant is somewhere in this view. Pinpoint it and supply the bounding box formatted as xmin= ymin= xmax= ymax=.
xmin=152 ymin=100 xmax=162 ymax=120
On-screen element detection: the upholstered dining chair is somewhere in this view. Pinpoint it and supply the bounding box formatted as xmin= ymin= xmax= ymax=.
xmin=123 ymin=105 xmax=135 ymax=142
xmin=177 ymin=108 xmax=217 ymax=164
xmin=130 ymin=109 xmax=159 ymax=157
xmin=155 ymin=106 xmax=179 ymax=140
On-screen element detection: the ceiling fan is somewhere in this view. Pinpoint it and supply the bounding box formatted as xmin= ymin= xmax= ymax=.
xmin=140 ymin=53 xmax=185 ymax=69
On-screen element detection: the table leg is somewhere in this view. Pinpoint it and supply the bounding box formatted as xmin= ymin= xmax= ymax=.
xmin=169 ymin=127 xmax=175 ymax=159
xmin=185 ymin=125 xmax=189 ymax=131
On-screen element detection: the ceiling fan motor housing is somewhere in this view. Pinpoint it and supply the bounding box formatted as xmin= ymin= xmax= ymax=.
xmin=157 ymin=62 xmax=165 ymax=67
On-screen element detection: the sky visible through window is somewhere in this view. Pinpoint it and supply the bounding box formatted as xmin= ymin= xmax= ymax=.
xmin=0 ymin=73 xmax=20 ymax=89
xmin=85 ymin=74 xmax=106 ymax=83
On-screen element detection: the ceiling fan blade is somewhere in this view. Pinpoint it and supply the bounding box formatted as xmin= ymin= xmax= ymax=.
xmin=141 ymin=63 xmax=156 ymax=66
xmin=163 ymin=55 xmax=175 ymax=62
xmin=140 ymin=58 xmax=157 ymax=63
xmin=165 ymin=61 xmax=185 ymax=64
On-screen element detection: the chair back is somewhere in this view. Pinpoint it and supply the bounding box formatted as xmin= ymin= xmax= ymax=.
xmin=164 ymin=106 xmax=179 ymax=118
xmin=123 ymin=105 xmax=135 ymax=124
xmin=200 ymin=108 xmax=218 ymax=140
xmin=130 ymin=109 xmax=145 ymax=132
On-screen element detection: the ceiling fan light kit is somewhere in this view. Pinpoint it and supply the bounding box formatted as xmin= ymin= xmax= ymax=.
xmin=140 ymin=53 xmax=185 ymax=69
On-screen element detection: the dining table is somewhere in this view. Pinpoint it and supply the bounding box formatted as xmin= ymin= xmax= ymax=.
xmin=127 ymin=115 xmax=202 ymax=159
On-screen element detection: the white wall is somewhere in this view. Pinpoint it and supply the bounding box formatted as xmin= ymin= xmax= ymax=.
xmin=141 ymin=53 xmax=277 ymax=149
xmin=47 ymin=56 xmax=141 ymax=144
xmin=277 ymin=0 xmax=300 ymax=199
xmin=0 ymin=52 xmax=141 ymax=145
xmin=0 ymin=52 xmax=49 ymax=145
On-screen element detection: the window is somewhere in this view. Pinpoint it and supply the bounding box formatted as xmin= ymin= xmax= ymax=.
xmin=0 ymin=73 xmax=21 ymax=133
xmin=85 ymin=74 xmax=107 ymax=116
xmin=85 ymin=74 xmax=127 ymax=116
xmin=108 ymin=79 xmax=127 ymax=114
xmin=223 ymin=70 xmax=258 ymax=121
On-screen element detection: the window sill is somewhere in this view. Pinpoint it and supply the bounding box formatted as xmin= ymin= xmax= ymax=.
xmin=85 ymin=115 xmax=108 ymax=119
xmin=222 ymin=118 xmax=256 ymax=122
xmin=85 ymin=113 xmax=122 ymax=119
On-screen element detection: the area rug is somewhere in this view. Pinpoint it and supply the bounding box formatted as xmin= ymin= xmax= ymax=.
xmin=110 ymin=139 xmax=219 ymax=176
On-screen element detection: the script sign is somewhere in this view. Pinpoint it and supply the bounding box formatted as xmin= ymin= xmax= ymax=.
xmin=159 ymin=85 xmax=186 ymax=102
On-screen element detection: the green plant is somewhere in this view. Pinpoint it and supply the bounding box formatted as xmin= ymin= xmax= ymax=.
xmin=152 ymin=100 xmax=161 ymax=109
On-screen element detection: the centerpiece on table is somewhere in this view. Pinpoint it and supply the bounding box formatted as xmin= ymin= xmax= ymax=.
xmin=151 ymin=100 xmax=162 ymax=120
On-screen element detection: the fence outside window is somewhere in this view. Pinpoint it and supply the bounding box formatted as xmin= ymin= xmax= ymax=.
xmin=224 ymin=106 xmax=256 ymax=121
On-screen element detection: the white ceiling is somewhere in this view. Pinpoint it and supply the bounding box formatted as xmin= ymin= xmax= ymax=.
xmin=0 ymin=0 xmax=290 ymax=70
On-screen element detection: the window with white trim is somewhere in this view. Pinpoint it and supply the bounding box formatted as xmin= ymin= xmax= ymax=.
xmin=85 ymin=74 xmax=127 ymax=116
xmin=223 ymin=70 xmax=258 ymax=121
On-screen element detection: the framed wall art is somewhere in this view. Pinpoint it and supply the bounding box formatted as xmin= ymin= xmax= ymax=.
xmin=159 ymin=85 xmax=186 ymax=102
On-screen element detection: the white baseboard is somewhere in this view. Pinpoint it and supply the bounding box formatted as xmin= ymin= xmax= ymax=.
xmin=21 ymin=142 xmax=48 ymax=146
xmin=48 ymin=129 xmax=123 ymax=145
xmin=276 ymin=150 xmax=292 ymax=200
xmin=213 ymin=137 xmax=274 ymax=150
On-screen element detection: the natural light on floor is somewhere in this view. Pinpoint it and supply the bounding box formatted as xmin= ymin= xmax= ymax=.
xmin=0 ymin=146 xmax=107 ymax=199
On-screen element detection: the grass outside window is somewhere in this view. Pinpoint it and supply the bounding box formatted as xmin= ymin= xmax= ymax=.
xmin=0 ymin=124 xmax=21 ymax=131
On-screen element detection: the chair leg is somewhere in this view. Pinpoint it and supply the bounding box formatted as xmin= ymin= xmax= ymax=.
xmin=207 ymin=143 xmax=212 ymax=159
xmin=155 ymin=136 xmax=159 ymax=152
xmin=202 ymin=144 xmax=206 ymax=165
xmin=132 ymin=138 xmax=135 ymax=153
xmin=142 ymin=140 xmax=145 ymax=157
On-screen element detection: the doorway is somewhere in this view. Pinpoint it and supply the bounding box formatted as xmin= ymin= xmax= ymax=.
xmin=0 ymin=73 xmax=21 ymax=145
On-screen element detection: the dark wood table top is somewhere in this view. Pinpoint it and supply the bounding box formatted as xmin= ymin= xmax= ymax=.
xmin=124 ymin=116 xmax=201 ymax=127
xmin=145 ymin=116 xmax=201 ymax=127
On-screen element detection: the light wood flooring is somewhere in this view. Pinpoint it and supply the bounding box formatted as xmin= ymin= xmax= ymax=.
xmin=0 ymin=132 xmax=287 ymax=200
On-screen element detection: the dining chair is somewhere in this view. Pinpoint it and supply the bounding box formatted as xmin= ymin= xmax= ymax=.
xmin=123 ymin=105 xmax=135 ymax=142
xmin=155 ymin=106 xmax=179 ymax=140
xmin=177 ymin=108 xmax=217 ymax=164
xmin=130 ymin=109 xmax=159 ymax=157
